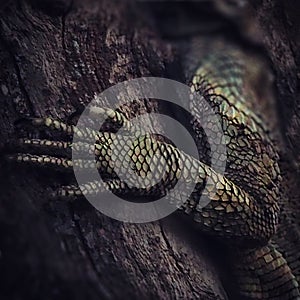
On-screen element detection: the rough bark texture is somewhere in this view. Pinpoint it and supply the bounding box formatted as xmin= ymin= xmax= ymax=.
xmin=0 ymin=1 xmax=227 ymax=299
xmin=249 ymin=0 xmax=300 ymax=253
xmin=0 ymin=0 xmax=299 ymax=299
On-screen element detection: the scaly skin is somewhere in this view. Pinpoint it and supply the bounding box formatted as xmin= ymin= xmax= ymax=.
xmin=8 ymin=38 xmax=300 ymax=299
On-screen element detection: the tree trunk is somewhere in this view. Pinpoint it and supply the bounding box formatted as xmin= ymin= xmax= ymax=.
xmin=0 ymin=1 xmax=299 ymax=299
xmin=0 ymin=1 xmax=227 ymax=299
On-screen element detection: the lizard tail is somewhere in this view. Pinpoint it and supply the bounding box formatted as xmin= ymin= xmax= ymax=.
xmin=234 ymin=244 xmax=300 ymax=299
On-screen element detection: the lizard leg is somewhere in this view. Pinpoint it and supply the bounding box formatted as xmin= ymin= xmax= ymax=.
xmin=45 ymin=133 xmax=276 ymax=245
xmin=8 ymin=122 xmax=277 ymax=243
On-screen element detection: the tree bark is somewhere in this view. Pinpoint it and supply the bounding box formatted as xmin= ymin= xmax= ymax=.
xmin=0 ymin=1 xmax=228 ymax=299
xmin=1 ymin=1 xmax=300 ymax=299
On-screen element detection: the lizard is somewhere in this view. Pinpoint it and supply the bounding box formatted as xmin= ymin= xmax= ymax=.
xmin=6 ymin=36 xmax=300 ymax=299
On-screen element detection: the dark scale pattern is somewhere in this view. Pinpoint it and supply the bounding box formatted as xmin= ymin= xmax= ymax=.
xmin=7 ymin=39 xmax=300 ymax=299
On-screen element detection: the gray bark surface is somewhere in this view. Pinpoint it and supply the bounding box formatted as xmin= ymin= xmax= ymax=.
xmin=0 ymin=1 xmax=228 ymax=299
